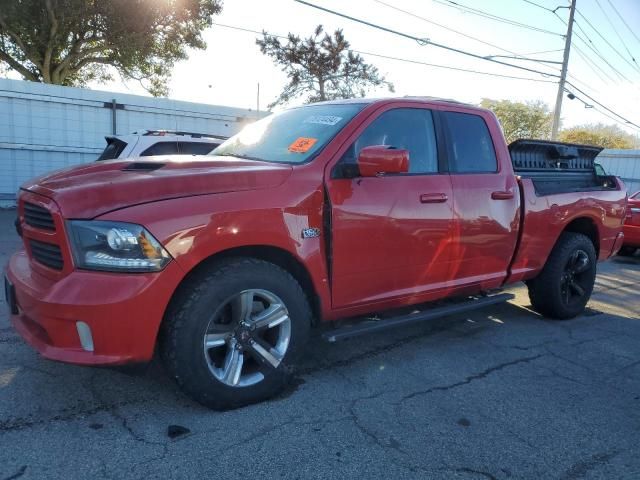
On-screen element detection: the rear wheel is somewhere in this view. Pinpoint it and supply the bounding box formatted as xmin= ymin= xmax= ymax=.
xmin=618 ymin=246 xmax=637 ymax=257
xmin=527 ymin=232 xmax=597 ymax=320
xmin=161 ymin=258 xmax=312 ymax=410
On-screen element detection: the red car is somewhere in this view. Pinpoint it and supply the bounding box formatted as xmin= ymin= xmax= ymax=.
xmin=619 ymin=191 xmax=640 ymax=256
xmin=4 ymin=97 xmax=627 ymax=409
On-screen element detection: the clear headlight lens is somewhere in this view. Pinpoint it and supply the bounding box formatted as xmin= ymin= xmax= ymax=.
xmin=67 ymin=221 xmax=171 ymax=272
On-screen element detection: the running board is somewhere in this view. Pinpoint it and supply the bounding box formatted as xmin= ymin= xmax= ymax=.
xmin=322 ymin=293 xmax=515 ymax=343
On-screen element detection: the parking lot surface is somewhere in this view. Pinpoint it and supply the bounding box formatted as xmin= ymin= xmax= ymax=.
xmin=1 ymin=209 xmax=639 ymax=480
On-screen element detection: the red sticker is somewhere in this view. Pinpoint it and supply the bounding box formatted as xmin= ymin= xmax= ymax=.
xmin=288 ymin=137 xmax=318 ymax=153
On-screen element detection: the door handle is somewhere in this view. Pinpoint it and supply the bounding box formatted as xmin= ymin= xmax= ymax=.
xmin=491 ymin=190 xmax=515 ymax=200
xmin=420 ymin=193 xmax=448 ymax=204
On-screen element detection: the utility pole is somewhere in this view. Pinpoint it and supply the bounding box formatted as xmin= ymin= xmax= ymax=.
xmin=551 ymin=0 xmax=576 ymax=139
xmin=256 ymin=82 xmax=260 ymax=118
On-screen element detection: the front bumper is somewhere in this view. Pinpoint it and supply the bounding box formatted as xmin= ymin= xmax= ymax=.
xmin=622 ymin=224 xmax=640 ymax=248
xmin=5 ymin=249 xmax=184 ymax=366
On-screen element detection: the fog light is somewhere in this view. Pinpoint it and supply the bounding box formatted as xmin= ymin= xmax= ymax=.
xmin=76 ymin=321 xmax=94 ymax=352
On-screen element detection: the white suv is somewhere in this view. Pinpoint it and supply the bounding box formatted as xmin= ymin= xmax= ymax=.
xmin=97 ymin=130 xmax=228 ymax=160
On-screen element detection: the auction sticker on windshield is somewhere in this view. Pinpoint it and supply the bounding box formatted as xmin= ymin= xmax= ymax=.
xmin=288 ymin=137 xmax=318 ymax=153
xmin=303 ymin=115 xmax=342 ymax=125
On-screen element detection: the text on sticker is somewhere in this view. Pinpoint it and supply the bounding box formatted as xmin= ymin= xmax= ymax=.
xmin=303 ymin=115 xmax=343 ymax=126
xmin=288 ymin=137 xmax=318 ymax=153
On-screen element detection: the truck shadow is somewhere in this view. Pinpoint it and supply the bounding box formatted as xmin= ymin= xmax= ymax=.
xmin=0 ymin=286 xmax=638 ymax=437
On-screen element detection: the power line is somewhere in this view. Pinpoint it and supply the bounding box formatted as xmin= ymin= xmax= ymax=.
xmin=212 ymin=22 xmax=557 ymax=84
xmin=575 ymin=9 xmax=640 ymax=74
xmin=355 ymin=50 xmax=557 ymax=83
xmin=553 ymin=11 xmax=631 ymax=82
xmin=294 ymin=0 xmax=560 ymax=79
xmin=373 ymin=0 xmax=563 ymax=73
xmin=572 ymin=43 xmax=617 ymax=85
xmin=214 ymin=19 xmax=640 ymax=131
xmin=431 ymin=0 xmax=565 ymax=37
xmin=378 ymin=0 xmax=603 ymax=93
xmin=522 ymin=48 xmax=564 ymax=56
xmin=592 ymin=0 xmax=640 ymax=73
xmin=572 ymin=25 xmax=631 ymax=81
xmin=565 ymin=88 xmax=640 ymax=132
xmin=565 ymin=80 xmax=640 ymax=129
xmin=373 ymin=0 xmax=525 ymax=56
xmin=605 ymin=0 xmax=640 ymax=47
xmin=520 ymin=0 xmax=554 ymax=12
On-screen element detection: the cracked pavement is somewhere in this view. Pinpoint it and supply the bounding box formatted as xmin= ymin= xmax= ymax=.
xmin=1 ymin=209 xmax=639 ymax=479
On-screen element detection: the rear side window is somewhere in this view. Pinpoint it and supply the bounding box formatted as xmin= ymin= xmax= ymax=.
xmin=179 ymin=142 xmax=219 ymax=155
xmin=97 ymin=138 xmax=127 ymax=160
xmin=339 ymin=108 xmax=439 ymax=174
xmin=442 ymin=112 xmax=497 ymax=173
xmin=140 ymin=142 xmax=180 ymax=157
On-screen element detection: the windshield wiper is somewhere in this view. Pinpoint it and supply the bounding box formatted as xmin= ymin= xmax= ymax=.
xmin=215 ymin=153 xmax=267 ymax=162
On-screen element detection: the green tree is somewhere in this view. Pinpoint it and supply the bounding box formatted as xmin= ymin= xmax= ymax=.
xmin=257 ymin=25 xmax=393 ymax=108
xmin=559 ymin=123 xmax=638 ymax=149
xmin=0 ymin=0 xmax=222 ymax=96
xmin=480 ymin=98 xmax=553 ymax=143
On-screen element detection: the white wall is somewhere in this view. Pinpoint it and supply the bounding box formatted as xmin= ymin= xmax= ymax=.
xmin=0 ymin=78 xmax=261 ymax=204
xmin=597 ymin=149 xmax=640 ymax=195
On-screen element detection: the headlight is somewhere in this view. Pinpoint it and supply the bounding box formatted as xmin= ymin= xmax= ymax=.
xmin=67 ymin=221 xmax=171 ymax=272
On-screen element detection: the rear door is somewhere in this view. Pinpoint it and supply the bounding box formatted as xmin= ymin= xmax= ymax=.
xmin=440 ymin=110 xmax=520 ymax=290
xmin=326 ymin=105 xmax=454 ymax=309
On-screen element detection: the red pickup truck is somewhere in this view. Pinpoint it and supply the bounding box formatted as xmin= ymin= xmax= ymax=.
xmin=4 ymin=97 xmax=627 ymax=409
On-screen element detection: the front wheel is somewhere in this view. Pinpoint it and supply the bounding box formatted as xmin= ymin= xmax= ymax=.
xmin=161 ymin=258 xmax=312 ymax=410
xmin=527 ymin=232 xmax=597 ymax=320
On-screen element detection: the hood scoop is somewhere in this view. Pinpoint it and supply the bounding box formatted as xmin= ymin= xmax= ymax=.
xmin=122 ymin=162 xmax=166 ymax=172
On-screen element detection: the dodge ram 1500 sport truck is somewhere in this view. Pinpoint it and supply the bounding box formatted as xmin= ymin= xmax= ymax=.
xmin=4 ymin=97 xmax=627 ymax=409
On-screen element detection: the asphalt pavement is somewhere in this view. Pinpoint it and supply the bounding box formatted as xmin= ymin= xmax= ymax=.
xmin=1 ymin=208 xmax=639 ymax=480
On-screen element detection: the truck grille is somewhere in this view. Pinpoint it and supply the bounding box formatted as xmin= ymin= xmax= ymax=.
xmin=24 ymin=202 xmax=56 ymax=231
xmin=29 ymin=239 xmax=64 ymax=270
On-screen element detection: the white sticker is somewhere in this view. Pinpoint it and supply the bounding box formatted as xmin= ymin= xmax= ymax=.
xmin=303 ymin=115 xmax=343 ymax=126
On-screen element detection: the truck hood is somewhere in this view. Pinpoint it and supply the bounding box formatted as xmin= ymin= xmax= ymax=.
xmin=22 ymin=156 xmax=293 ymax=218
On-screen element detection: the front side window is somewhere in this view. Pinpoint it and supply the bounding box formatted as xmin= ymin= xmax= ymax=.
xmin=212 ymin=103 xmax=365 ymax=164
xmin=442 ymin=111 xmax=497 ymax=173
xmin=339 ymin=108 xmax=439 ymax=174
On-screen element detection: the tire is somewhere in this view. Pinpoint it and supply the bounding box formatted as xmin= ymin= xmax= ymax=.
xmin=618 ymin=246 xmax=637 ymax=257
xmin=160 ymin=258 xmax=312 ymax=410
xmin=527 ymin=232 xmax=597 ymax=320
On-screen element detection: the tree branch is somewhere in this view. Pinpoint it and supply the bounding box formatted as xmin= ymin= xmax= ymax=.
xmin=0 ymin=48 xmax=38 ymax=81
xmin=43 ymin=0 xmax=59 ymax=82
xmin=0 ymin=13 xmax=42 ymax=69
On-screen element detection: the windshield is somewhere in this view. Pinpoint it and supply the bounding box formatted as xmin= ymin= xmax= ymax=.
xmin=211 ymin=103 xmax=365 ymax=164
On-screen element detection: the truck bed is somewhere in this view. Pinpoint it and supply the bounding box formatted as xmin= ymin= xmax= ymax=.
xmin=509 ymin=139 xmax=618 ymax=196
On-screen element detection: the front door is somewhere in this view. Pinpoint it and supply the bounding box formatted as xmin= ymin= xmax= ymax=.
xmin=326 ymin=106 xmax=455 ymax=309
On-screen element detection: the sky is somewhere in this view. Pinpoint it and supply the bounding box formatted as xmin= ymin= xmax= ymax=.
xmin=6 ymin=0 xmax=640 ymax=135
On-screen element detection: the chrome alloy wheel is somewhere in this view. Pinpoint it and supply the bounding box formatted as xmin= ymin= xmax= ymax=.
xmin=203 ymin=289 xmax=291 ymax=387
xmin=560 ymin=249 xmax=591 ymax=306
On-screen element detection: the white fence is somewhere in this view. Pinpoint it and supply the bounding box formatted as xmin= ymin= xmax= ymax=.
xmin=0 ymin=78 xmax=260 ymax=204
xmin=597 ymin=149 xmax=640 ymax=194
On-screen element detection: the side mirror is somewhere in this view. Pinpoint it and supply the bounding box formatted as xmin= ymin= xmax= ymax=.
xmin=357 ymin=145 xmax=409 ymax=177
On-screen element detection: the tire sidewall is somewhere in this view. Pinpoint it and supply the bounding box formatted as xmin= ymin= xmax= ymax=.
xmin=541 ymin=233 xmax=597 ymax=319
xmin=166 ymin=260 xmax=311 ymax=409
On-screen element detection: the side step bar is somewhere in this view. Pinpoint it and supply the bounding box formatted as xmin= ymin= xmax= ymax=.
xmin=322 ymin=293 xmax=515 ymax=343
